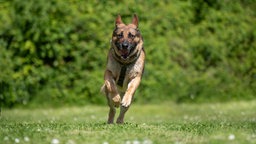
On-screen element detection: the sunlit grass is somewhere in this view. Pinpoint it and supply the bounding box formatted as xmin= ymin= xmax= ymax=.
xmin=1 ymin=100 xmax=256 ymax=144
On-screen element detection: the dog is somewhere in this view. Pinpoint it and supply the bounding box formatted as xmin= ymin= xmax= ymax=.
xmin=101 ymin=14 xmax=145 ymax=124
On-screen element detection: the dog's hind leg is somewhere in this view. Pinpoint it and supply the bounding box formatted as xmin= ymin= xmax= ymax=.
xmin=116 ymin=106 xmax=129 ymax=124
xmin=108 ymin=107 xmax=116 ymax=124
xmin=106 ymin=94 xmax=116 ymax=124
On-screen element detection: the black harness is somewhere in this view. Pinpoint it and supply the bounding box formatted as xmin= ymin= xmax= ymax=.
xmin=117 ymin=66 xmax=127 ymax=87
xmin=112 ymin=48 xmax=142 ymax=87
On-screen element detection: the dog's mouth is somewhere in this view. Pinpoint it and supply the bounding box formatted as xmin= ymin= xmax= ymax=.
xmin=120 ymin=49 xmax=130 ymax=59
xmin=114 ymin=42 xmax=134 ymax=60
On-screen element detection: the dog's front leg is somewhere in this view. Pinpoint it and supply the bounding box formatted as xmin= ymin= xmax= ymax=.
xmin=116 ymin=76 xmax=141 ymax=124
xmin=122 ymin=76 xmax=141 ymax=107
xmin=104 ymin=70 xmax=121 ymax=107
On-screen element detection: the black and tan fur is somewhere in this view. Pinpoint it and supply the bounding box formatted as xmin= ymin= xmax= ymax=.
xmin=101 ymin=14 xmax=145 ymax=124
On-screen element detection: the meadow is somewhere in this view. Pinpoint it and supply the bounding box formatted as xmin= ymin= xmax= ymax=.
xmin=1 ymin=100 xmax=256 ymax=144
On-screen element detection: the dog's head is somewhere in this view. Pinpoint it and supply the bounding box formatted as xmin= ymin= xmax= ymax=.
xmin=111 ymin=14 xmax=143 ymax=61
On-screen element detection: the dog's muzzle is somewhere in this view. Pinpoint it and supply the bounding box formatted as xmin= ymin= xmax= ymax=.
xmin=116 ymin=41 xmax=135 ymax=59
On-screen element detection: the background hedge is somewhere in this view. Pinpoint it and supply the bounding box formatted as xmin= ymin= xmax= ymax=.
xmin=0 ymin=0 xmax=255 ymax=107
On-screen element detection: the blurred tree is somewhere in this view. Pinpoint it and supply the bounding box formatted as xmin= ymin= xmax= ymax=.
xmin=0 ymin=0 xmax=255 ymax=107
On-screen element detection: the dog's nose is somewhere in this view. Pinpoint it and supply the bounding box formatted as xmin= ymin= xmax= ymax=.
xmin=122 ymin=42 xmax=129 ymax=49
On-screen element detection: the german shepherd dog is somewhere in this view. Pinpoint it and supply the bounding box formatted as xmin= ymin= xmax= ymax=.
xmin=101 ymin=14 xmax=145 ymax=124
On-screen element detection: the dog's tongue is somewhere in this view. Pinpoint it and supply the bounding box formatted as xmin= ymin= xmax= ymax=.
xmin=120 ymin=49 xmax=129 ymax=59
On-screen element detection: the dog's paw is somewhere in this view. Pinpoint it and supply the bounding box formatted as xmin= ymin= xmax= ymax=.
xmin=105 ymin=80 xmax=112 ymax=92
xmin=116 ymin=118 xmax=124 ymax=124
xmin=121 ymin=96 xmax=132 ymax=107
xmin=112 ymin=94 xmax=121 ymax=107
xmin=112 ymin=94 xmax=121 ymax=103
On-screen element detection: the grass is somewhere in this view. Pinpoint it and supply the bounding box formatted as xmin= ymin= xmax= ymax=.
xmin=0 ymin=100 xmax=256 ymax=144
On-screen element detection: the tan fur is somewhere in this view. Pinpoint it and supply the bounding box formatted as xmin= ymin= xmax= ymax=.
xmin=101 ymin=14 xmax=145 ymax=124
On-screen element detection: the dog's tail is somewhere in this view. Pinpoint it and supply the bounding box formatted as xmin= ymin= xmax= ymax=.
xmin=100 ymin=84 xmax=106 ymax=95
xmin=100 ymin=80 xmax=113 ymax=95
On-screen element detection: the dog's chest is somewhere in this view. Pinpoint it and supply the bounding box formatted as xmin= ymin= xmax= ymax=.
xmin=117 ymin=66 xmax=127 ymax=87
xmin=115 ymin=64 xmax=137 ymax=91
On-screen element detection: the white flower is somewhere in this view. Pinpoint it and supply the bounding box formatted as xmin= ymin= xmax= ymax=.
xmin=133 ymin=140 xmax=140 ymax=144
xmin=51 ymin=138 xmax=60 ymax=144
xmin=102 ymin=141 xmax=109 ymax=144
xmin=228 ymin=134 xmax=235 ymax=140
xmin=15 ymin=138 xmax=20 ymax=143
xmin=24 ymin=136 xmax=30 ymax=142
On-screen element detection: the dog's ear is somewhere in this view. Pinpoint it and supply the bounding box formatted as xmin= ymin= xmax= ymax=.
xmin=132 ymin=14 xmax=139 ymax=27
xmin=116 ymin=14 xmax=123 ymax=26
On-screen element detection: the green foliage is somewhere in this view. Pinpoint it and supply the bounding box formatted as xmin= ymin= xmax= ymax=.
xmin=0 ymin=0 xmax=255 ymax=107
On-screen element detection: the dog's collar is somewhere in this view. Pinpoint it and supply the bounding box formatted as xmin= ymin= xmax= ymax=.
xmin=111 ymin=47 xmax=141 ymax=65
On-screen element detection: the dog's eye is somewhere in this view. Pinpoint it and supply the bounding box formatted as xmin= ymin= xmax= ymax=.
xmin=117 ymin=33 xmax=123 ymax=38
xmin=128 ymin=33 xmax=135 ymax=39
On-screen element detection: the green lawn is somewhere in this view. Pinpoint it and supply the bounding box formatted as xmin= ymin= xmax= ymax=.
xmin=1 ymin=100 xmax=256 ymax=144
